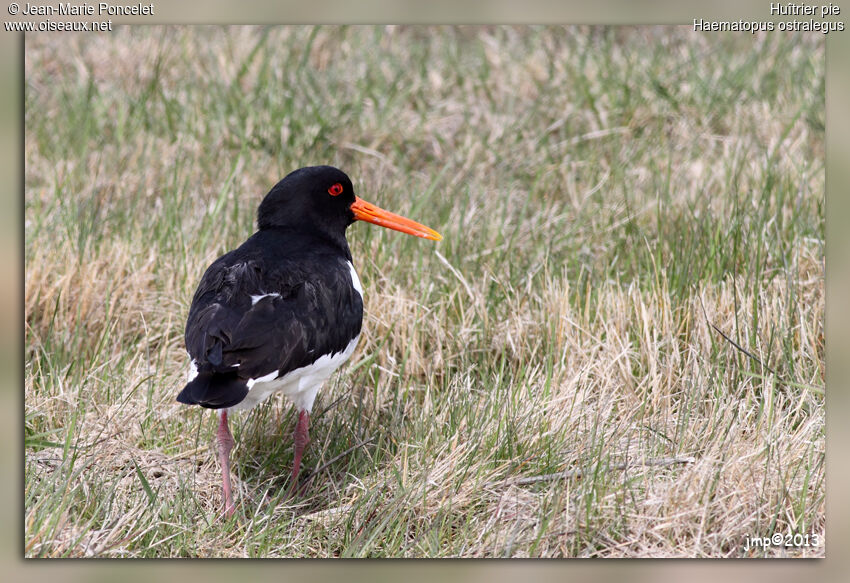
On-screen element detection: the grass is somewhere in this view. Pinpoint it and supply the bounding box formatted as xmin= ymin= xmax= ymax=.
xmin=24 ymin=26 xmax=824 ymax=557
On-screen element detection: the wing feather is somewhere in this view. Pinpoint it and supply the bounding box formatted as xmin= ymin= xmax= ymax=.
xmin=179 ymin=233 xmax=362 ymax=408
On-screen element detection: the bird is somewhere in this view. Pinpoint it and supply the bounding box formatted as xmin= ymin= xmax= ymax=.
xmin=176 ymin=165 xmax=441 ymax=517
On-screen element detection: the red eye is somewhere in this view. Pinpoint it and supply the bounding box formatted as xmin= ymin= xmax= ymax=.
xmin=328 ymin=183 xmax=344 ymax=196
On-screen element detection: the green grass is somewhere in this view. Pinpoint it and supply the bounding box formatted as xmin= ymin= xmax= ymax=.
xmin=25 ymin=26 xmax=824 ymax=557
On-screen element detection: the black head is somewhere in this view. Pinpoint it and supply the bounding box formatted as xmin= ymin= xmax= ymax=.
xmin=257 ymin=165 xmax=442 ymax=249
xmin=257 ymin=166 xmax=356 ymax=237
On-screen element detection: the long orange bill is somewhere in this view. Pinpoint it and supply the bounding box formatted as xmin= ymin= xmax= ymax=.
xmin=351 ymin=196 xmax=442 ymax=241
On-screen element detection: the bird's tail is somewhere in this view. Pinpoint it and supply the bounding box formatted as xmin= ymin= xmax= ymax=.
xmin=176 ymin=369 xmax=249 ymax=409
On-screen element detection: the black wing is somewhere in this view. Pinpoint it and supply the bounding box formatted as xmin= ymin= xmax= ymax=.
xmin=177 ymin=233 xmax=363 ymax=409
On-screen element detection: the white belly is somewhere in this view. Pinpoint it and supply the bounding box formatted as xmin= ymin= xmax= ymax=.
xmin=229 ymin=333 xmax=360 ymax=413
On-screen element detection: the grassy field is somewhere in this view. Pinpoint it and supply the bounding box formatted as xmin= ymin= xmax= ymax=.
xmin=24 ymin=26 xmax=824 ymax=558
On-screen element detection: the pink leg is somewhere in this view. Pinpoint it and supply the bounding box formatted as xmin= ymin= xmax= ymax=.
xmin=216 ymin=410 xmax=236 ymax=518
xmin=288 ymin=410 xmax=310 ymax=496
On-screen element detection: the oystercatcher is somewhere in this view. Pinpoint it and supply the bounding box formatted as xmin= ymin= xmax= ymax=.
xmin=177 ymin=166 xmax=441 ymax=517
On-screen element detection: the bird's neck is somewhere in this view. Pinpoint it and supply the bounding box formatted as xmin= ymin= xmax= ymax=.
xmin=257 ymin=225 xmax=353 ymax=261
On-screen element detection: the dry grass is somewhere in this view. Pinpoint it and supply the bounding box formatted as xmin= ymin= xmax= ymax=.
xmin=25 ymin=26 xmax=824 ymax=557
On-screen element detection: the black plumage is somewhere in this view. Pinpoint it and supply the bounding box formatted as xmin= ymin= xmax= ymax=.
xmin=177 ymin=229 xmax=363 ymax=409
xmin=178 ymin=166 xmax=363 ymax=410
xmin=176 ymin=165 xmax=440 ymax=517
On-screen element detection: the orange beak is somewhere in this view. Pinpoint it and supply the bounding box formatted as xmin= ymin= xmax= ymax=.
xmin=351 ymin=197 xmax=442 ymax=241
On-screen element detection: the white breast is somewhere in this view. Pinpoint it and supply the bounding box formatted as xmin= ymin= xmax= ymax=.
xmin=347 ymin=261 xmax=363 ymax=297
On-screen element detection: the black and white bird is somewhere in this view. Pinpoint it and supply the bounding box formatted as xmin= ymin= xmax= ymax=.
xmin=177 ymin=166 xmax=441 ymax=517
